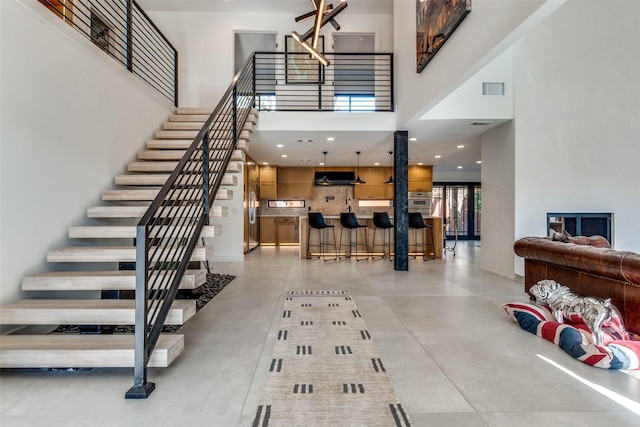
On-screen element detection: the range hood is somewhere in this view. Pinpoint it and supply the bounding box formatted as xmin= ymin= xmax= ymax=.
xmin=314 ymin=171 xmax=356 ymax=186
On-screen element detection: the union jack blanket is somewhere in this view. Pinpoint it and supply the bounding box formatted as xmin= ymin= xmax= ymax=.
xmin=502 ymin=302 xmax=640 ymax=370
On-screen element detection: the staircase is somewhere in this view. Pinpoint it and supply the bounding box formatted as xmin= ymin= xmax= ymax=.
xmin=0 ymin=108 xmax=257 ymax=369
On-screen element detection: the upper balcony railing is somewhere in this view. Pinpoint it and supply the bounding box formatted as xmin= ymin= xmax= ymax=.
xmin=253 ymin=52 xmax=394 ymax=113
xmin=39 ymin=0 xmax=178 ymax=106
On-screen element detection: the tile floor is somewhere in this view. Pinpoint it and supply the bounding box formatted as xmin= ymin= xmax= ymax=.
xmin=1 ymin=242 xmax=639 ymax=426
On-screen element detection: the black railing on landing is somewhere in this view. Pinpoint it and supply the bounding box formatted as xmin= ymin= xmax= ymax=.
xmin=126 ymin=56 xmax=255 ymax=399
xmin=253 ymin=52 xmax=394 ymax=112
xmin=38 ymin=0 xmax=178 ymax=106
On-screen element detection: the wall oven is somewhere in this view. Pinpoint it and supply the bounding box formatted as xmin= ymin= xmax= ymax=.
xmin=408 ymin=192 xmax=432 ymax=215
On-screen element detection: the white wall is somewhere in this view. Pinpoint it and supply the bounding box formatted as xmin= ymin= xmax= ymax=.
xmin=480 ymin=121 xmax=515 ymax=278
xmin=393 ymin=0 xmax=561 ymax=128
xmin=0 ymin=1 xmax=173 ymax=304
xmin=148 ymin=9 xmax=394 ymax=107
xmin=512 ymin=0 xmax=640 ymax=275
xmin=207 ymin=167 xmax=246 ymax=263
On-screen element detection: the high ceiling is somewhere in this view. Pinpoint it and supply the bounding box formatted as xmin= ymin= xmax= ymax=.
xmin=139 ymin=0 xmax=512 ymax=172
xmin=138 ymin=0 xmax=393 ymax=14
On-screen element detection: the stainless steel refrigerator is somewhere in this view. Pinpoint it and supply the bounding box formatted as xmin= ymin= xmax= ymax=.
xmin=245 ymin=161 xmax=259 ymax=253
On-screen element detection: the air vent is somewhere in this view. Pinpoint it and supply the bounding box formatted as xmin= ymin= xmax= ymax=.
xmin=482 ymin=82 xmax=505 ymax=96
xmin=297 ymin=139 xmax=313 ymax=143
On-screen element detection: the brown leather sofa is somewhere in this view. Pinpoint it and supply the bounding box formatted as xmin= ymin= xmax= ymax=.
xmin=514 ymin=236 xmax=640 ymax=335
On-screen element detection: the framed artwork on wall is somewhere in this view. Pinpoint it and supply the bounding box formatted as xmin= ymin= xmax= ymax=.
xmin=416 ymin=0 xmax=471 ymax=73
xmin=285 ymin=35 xmax=325 ymax=84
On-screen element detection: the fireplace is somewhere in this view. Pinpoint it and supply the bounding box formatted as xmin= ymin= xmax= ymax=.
xmin=547 ymin=212 xmax=613 ymax=245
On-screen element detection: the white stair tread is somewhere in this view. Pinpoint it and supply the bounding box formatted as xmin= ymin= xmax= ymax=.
xmin=115 ymin=173 xmax=236 ymax=186
xmin=22 ymin=270 xmax=206 ymax=291
xmin=69 ymin=225 xmax=219 ymax=239
xmin=0 ymin=334 xmax=184 ymax=368
xmin=47 ymin=245 xmax=212 ymax=263
xmin=164 ymin=113 xmax=257 ymax=128
xmin=87 ymin=205 xmax=227 ymax=219
xmin=101 ymin=188 xmax=231 ymax=202
xmin=0 ymin=299 xmax=195 ymax=325
xmin=146 ymin=139 xmax=246 ymax=150
xmin=155 ymin=123 xmax=253 ymax=139
xmin=175 ymin=107 xmax=213 ymax=115
xmin=128 ymin=160 xmax=180 ymax=172
xmin=155 ymin=130 xmax=200 ymax=139
xmin=163 ymin=122 xmax=205 ymax=130
xmin=137 ymin=149 xmax=235 ymax=161
xmin=169 ymin=114 xmax=209 ymax=122
xmin=127 ymin=160 xmax=242 ymax=173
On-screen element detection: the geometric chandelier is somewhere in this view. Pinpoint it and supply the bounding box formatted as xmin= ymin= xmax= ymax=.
xmin=291 ymin=0 xmax=348 ymax=67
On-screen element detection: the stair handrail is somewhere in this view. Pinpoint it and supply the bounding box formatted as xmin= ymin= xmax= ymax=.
xmin=126 ymin=55 xmax=255 ymax=399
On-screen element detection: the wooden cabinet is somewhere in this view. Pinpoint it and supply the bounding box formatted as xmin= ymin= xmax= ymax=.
xmin=260 ymin=216 xmax=299 ymax=245
xmin=408 ymin=165 xmax=433 ymax=192
xmin=277 ymin=167 xmax=315 ymax=199
xmin=353 ymin=167 xmax=394 ymax=199
xmin=260 ymin=217 xmax=277 ymax=244
xmin=276 ymin=217 xmax=299 ymax=244
xmin=259 ymin=166 xmax=278 ymax=199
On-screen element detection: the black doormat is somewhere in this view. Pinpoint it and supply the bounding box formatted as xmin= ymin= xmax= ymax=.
xmin=51 ymin=273 xmax=235 ymax=334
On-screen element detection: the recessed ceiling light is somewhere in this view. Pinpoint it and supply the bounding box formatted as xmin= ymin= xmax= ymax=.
xmin=319 ymin=162 xmax=325 ymax=166
xmin=457 ymin=145 xmax=464 ymax=149
xmin=476 ymin=160 xmax=482 ymax=164
xmin=281 ymin=154 xmax=288 ymax=158
xmin=374 ymin=162 xmax=380 ymax=166
xmin=417 ymin=162 xmax=424 ymax=165
xmin=435 ymin=155 xmax=442 ymax=159
xmin=276 ymin=144 xmax=284 ymax=148
xmin=327 ymin=137 xmax=335 ymax=141
xmin=263 ymin=162 xmax=269 ymax=165
xmin=457 ymin=166 xmax=463 ymax=169
xmin=409 ymin=137 xmax=417 ymax=141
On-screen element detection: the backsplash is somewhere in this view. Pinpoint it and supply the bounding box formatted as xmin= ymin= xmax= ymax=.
xmin=260 ymin=185 xmax=393 ymax=218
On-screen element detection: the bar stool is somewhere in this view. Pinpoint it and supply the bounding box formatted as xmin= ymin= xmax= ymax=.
xmin=307 ymin=212 xmax=337 ymax=261
xmin=339 ymin=212 xmax=369 ymax=261
xmin=371 ymin=212 xmax=394 ymax=261
xmin=409 ymin=212 xmax=435 ymax=261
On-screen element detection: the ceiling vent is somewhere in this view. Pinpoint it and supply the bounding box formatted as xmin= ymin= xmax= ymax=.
xmin=297 ymin=138 xmax=313 ymax=143
xmin=482 ymin=82 xmax=505 ymax=96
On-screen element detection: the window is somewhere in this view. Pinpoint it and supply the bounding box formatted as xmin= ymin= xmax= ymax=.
xmin=334 ymin=95 xmax=376 ymax=112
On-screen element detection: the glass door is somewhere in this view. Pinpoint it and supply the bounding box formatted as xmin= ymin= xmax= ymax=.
xmin=432 ymin=183 xmax=480 ymax=241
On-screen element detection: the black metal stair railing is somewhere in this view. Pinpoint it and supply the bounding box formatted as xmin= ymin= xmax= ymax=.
xmin=253 ymin=51 xmax=393 ymax=112
xmin=125 ymin=56 xmax=255 ymax=399
xmin=38 ymin=0 xmax=178 ymax=106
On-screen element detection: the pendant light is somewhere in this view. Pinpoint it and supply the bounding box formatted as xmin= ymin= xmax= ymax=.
xmin=351 ymin=151 xmax=366 ymax=185
xmin=318 ymin=151 xmax=333 ymax=186
xmin=384 ymin=151 xmax=394 ymax=184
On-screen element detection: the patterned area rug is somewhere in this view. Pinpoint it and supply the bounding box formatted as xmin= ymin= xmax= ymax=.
xmin=252 ymin=290 xmax=413 ymax=426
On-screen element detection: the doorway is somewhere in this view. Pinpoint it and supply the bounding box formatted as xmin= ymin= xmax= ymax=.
xmin=235 ymin=32 xmax=277 ymax=108
xmin=332 ymin=33 xmax=376 ymax=111
xmin=432 ymin=183 xmax=481 ymax=241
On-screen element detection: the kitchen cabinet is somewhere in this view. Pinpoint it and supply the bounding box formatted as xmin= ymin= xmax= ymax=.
xmin=260 ymin=216 xmax=299 ymax=245
xmin=408 ymin=165 xmax=433 ymax=192
xmin=276 ymin=217 xmax=299 ymax=244
xmin=259 ymin=166 xmax=278 ymax=199
xmin=277 ymin=167 xmax=315 ymax=199
xmin=353 ymin=167 xmax=394 ymax=199
xmin=260 ymin=217 xmax=277 ymax=245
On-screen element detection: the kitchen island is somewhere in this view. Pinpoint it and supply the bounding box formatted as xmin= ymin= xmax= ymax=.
xmin=299 ymin=215 xmax=443 ymax=259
